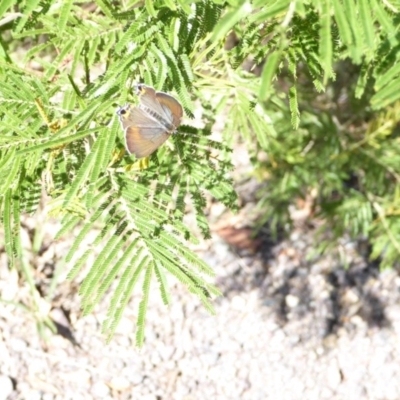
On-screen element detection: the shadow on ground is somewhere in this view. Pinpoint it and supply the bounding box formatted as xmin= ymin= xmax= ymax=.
xmin=218 ymin=225 xmax=397 ymax=340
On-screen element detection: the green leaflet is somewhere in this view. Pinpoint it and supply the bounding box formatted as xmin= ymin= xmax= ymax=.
xmin=0 ymin=0 xmax=17 ymax=19
xmin=210 ymin=1 xmax=252 ymax=44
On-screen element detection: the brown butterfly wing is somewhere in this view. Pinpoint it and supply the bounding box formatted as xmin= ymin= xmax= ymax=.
xmin=155 ymin=91 xmax=183 ymax=129
xmin=125 ymin=125 xmax=170 ymax=158
xmin=119 ymin=106 xmax=169 ymax=158
xmin=117 ymin=104 xmax=158 ymax=130
xmin=136 ymin=84 xmax=173 ymax=122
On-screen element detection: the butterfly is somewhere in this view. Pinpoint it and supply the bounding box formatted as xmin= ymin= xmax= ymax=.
xmin=117 ymin=84 xmax=183 ymax=158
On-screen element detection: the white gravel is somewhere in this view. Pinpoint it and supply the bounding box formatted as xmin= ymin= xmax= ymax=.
xmin=1 ymin=215 xmax=400 ymax=400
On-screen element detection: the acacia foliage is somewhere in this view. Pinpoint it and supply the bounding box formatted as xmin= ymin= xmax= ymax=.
xmin=0 ymin=0 xmax=400 ymax=343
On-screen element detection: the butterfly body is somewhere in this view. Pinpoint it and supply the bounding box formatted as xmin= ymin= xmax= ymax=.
xmin=117 ymin=84 xmax=183 ymax=158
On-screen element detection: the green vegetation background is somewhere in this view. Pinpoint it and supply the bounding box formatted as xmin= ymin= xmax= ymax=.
xmin=1 ymin=0 xmax=400 ymax=345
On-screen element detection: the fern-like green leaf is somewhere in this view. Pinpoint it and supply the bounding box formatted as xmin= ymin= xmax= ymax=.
xmin=0 ymin=0 xmax=17 ymax=19
xmin=104 ymin=254 xmax=148 ymax=342
xmin=359 ymin=0 xmax=375 ymax=55
xmin=135 ymin=262 xmax=153 ymax=346
xmin=259 ymin=50 xmax=281 ymax=101
xmin=343 ymin=0 xmax=362 ymax=63
xmin=154 ymin=260 xmax=171 ymax=306
xmin=14 ymin=0 xmax=42 ymax=32
xmin=3 ymin=189 xmax=14 ymax=265
xmin=79 ymin=223 xmax=130 ymax=299
xmin=89 ymin=238 xmax=140 ymax=312
xmin=58 ymin=0 xmax=74 ymax=32
xmin=370 ymin=0 xmax=396 ymax=38
xmin=12 ymin=194 xmax=22 ymax=260
xmin=318 ymin=0 xmax=332 ymax=84
xmin=289 ymin=86 xmax=300 ymax=129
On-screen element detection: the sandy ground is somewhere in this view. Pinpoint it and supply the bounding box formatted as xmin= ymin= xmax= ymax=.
xmin=1 ymin=201 xmax=400 ymax=400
